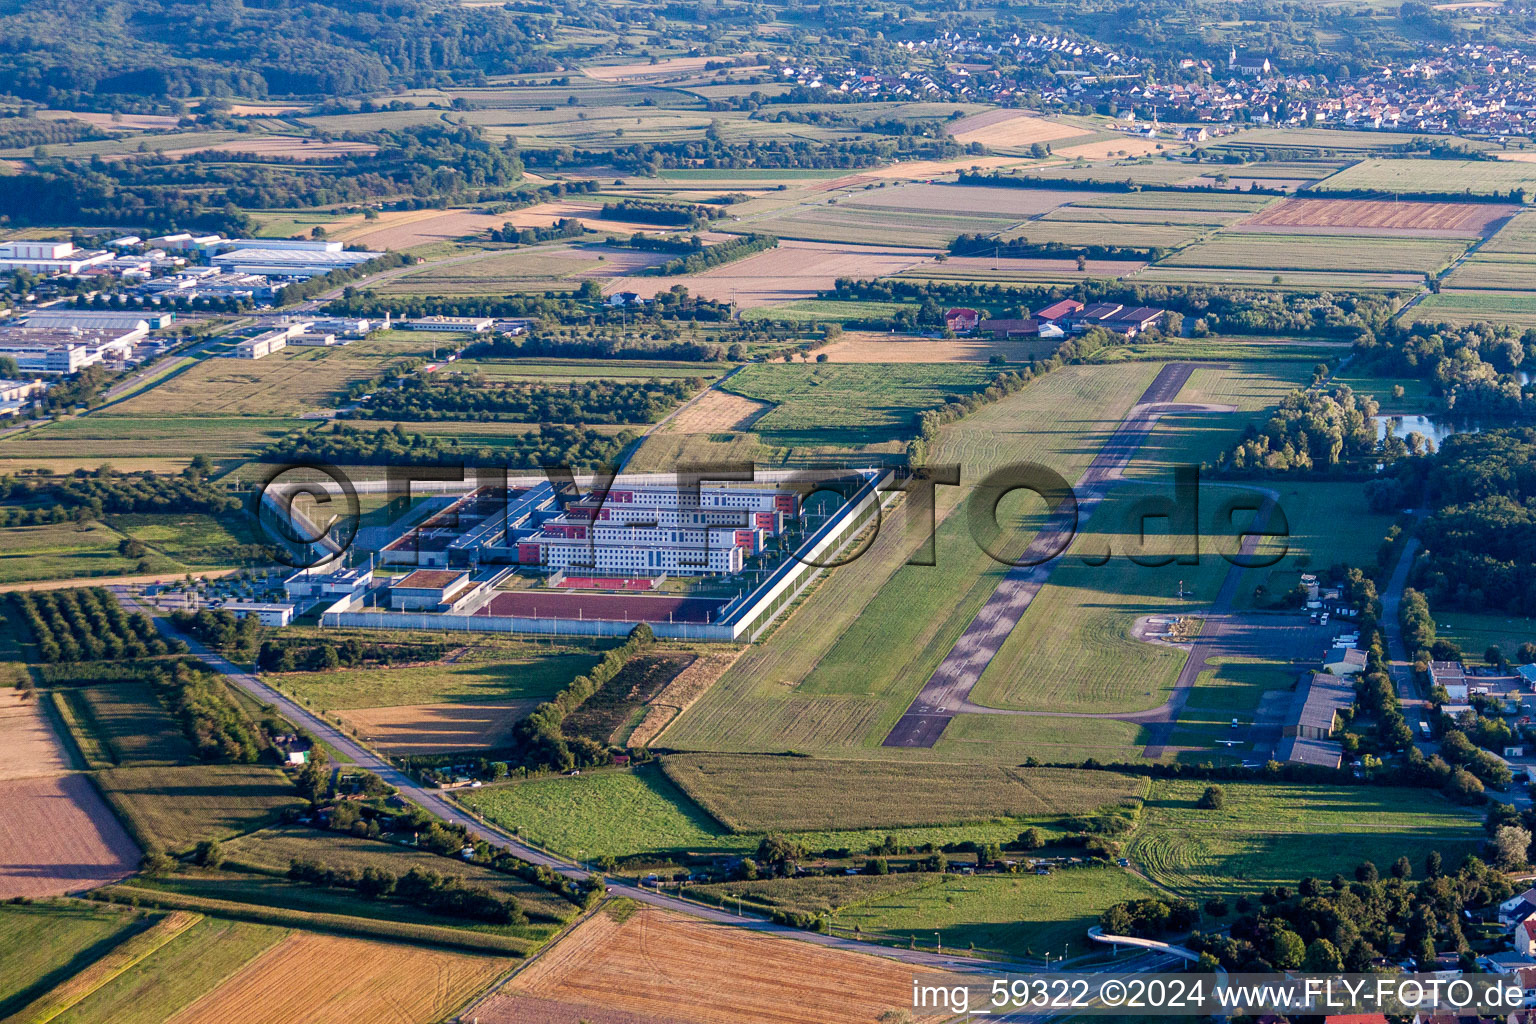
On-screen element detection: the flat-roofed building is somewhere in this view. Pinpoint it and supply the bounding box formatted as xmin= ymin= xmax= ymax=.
xmin=0 ymin=378 xmax=46 ymax=416
xmin=0 ymin=240 xmax=112 ymax=275
xmin=220 ymin=601 xmax=295 ymax=627
xmin=406 ymin=316 xmax=493 ymax=333
xmin=389 ymin=569 xmax=473 ymax=610
xmin=235 ymin=333 xmax=288 ymax=359
xmin=0 ymin=325 xmax=143 ymax=373
xmin=210 ymin=247 xmax=382 ymax=279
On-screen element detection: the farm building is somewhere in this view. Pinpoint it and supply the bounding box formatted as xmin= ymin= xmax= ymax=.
xmin=1033 ymin=299 xmax=1084 ymax=322
xmin=1062 ymin=302 xmax=1167 ymax=336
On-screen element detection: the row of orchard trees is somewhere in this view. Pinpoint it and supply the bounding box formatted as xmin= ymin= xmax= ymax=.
xmin=12 ymin=587 xmax=183 ymax=663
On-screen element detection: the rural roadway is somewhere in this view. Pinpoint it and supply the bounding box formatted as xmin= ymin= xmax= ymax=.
xmin=883 ymin=362 xmax=1244 ymax=748
xmin=108 ymin=587 xmax=1176 ymax=981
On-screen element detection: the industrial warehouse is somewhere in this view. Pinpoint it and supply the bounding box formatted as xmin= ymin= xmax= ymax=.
xmin=313 ymin=470 xmax=890 ymax=641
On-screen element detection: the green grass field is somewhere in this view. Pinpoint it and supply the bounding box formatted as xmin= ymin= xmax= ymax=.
xmin=459 ymin=766 xmax=1075 ymax=862
xmin=1126 ymin=779 xmax=1483 ymax=897
xmin=664 ymin=361 xmax=1166 ymax=753
xmin=271 ymin=643 xmax=601 ymax=710
xmin=49 ymin=917 xmax=287 ymax=1024
xmin=0 ymin=903 xmax=145 ymax=1019
xmin=1160 ymin=232 xmax=1466 ymax=273
xmin=1315 ymin=157 xmax=1536 ymax=195
xmin=1431 ymin=611 xmax=1536 ymax=665
xmin=106 ymin=514 xmax=252 ymax=567
xmin=723 ymin=362 xmax=996 ymax=452
xmin=1482 ymin=210 xmax=1536 ymax=254
xmin=740 ymin=299 xmax=917 ymax=325
xmin=687 ymin=873 xmax=938 ymax=917
xmin=0 ymin=414 xmax=306 ymax=475
xmin=0 ymin=521 xmax=180 ymax=585
xmin=69 ymin=682 xmax=195 ymax=766
xmin=660 ymin=754 xmax=1146 ymax=832
xmin=94 ymin=765 xmax=305 ymax=853
xmin=838 ymin=867 xmax=1158 ymax=960
xmin=1443 ymin=254 xmax=1536 ymax=291
xmin=1409 ymin=291 xmax=1536 ymax=328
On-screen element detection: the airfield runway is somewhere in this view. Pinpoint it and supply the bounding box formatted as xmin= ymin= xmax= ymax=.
xmin=882 ymin=362 xmax=1206 ymax=748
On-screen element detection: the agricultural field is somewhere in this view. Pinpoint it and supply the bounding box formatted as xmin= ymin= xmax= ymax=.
xmin=93 ymin=764 xmax=304 ymax=853
xmin=813 ymin=331 xmax=1057 ymax=364
xmin=0 ymin=688 xmax=72 ymax=780
xmin=1236 ymin=196 xmax=1514 ymax=236
xmin=157 ymin=931 xmax=508 ymax=1024
xmin=63 ymin=682 xmax=195 ymax=766
xmin=1002 ymin=218 xmax=1207 ymax=249
xmin=1313 ymin=157 xmax=1536 ymax=195
xmin=0 ymin=903 xmax=148 ymax=1017
xmin=947 ymin=110 xmax=1090 ymax=150
xmin=473 ymin=904 xmax=948 ymax=1024
xmin=337 ymin=699 xmax=539 ymax=754
xmin=0 ymin=774 xmax=140 ymax=897
xmin=1125 ymin=779 xmax=1484 ymax=897
xmin=606 ymin=239 xmax=939 ymax=308
xmin=1159 ymin=232 xmax=1467 ymax=273
xmin=838 ymin=866 xmax=1158 ymax=960
xmin=660 ymin=753 xmax=1146 ymax=832
xmin=740 ymin=298 xmax=917 ymax=325
xmin=721 ymin=361 xmax=998 ymax=453
xmin=1441 ymin=254 xmax=1536 ymax=291
xmin=1134 ymin=266 xmax=1425 ymax=290
xmin=270 ymin=641 xmax=601 ymax=710
xmin=1481 ymin=209 xmax=1536 ymax=253
xmin=0 ymin=415 xmax=306 ymax=476
xmin=1409 ymin=291 xmax=1536 ymax=328
xmin=459 ymin=766 xmax=1073 ymax=861
xmin=49 ymin=917 xmax=289 ymax=1024
xmin=371 ymin=243 xmax=673 ymax=296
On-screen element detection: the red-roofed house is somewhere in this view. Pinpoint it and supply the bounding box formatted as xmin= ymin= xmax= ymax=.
xmin=1323 ymin=1014 xmax=1387 ymax=1024
xmin=944 ymin=307 xmax=983 ymax=332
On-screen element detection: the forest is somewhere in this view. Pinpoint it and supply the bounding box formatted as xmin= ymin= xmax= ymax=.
xmin=0 ymin=0 xmax=561 ymax=109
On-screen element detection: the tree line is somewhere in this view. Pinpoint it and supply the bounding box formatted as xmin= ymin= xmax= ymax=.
xmin=345 ymin=376 xmax=701 ymax=425
xmin=262 ymin=421 xmax=635 ymax=471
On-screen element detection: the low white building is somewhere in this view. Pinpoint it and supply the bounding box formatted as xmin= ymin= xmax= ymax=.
xmin=0 ymin=378 xmax=46 ymax=416
xmin=0 ymin=325 xmax=144 ymax=373
xmin=235 ymin=333 xmax=288 ymax=360
xmin=0 ymin=240 xmax=113 ymax=275
xmin=220 ymin=601 xmax=295 ymax=627
xmin=406 ymin=316 xmax=493 ymax=333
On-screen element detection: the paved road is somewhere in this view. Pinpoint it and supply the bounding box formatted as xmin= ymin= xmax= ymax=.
xmin=883 ymin=363 xmax=1214 ymax=747
xmin=111 ymin=586 xmax=1177 ymax=978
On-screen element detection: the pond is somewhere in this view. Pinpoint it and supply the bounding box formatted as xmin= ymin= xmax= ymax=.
xmin=1373 ymin=414 xmax=1481 ymax=446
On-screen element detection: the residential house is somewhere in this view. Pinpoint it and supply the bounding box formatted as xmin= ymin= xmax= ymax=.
xmin=944 ymin=307 xmax=983 ymax=332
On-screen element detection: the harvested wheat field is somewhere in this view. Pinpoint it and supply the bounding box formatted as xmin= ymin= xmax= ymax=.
xmin=606 ymin=240 xmax=936 ymax=308
xmin=947 ymin=110 xmax=1088 ymax=149
xmin=1238 ymin=197 xmax=1516 ymax=236
xmin=661 ymin=390 xmax=771 ymax=433
xmin=1053 ymin=136 xmax=1170 ymax=160
xmin=585 ymin=54 xmax=761 ymax=82
xmin=630 ymin=650 xmax=743 ymax=747
xmin=166 ymin=931 xmax=508 ymax=1024
xmin=226 ymin=103 xmax=306 ymax=116
xmin=38 ymin=109 xmax=181 ymax=131
xmin=816 ymin=331 xmax=1056 ymax=364
xmin=149 ymin=137 xmax=378 ymax=160
xmin=475 ymin=906 xmax=950 ymax=1024
xmin=341 ymin=208 xmax=519 ymax=249
xmin=0 ymin=690 xmax=71 ymax=780
xmin=0 ymin=773 xmax=139 ymax=897
xmin=337 ymin=699 xmax=539 ymax=754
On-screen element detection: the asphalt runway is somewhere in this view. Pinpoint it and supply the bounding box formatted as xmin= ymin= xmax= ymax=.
xmin=882 ymin=363 xmax=1200 ymax=748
